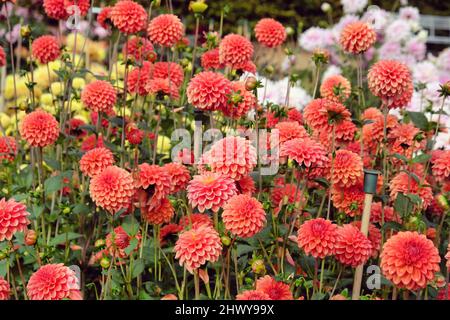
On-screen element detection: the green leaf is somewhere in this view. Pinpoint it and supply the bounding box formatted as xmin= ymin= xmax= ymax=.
xmin=411 ymin=153 xmax=431 ymax=164
xmin=236 ymin=244 xmax=254 ymax=257
xmin=131 ymin=258 xmax=145 ymax=278
xmin=381 ymin=221 xmax=404 ymax=232
xmin=124 ymin=238 xmax=139 ymax=256
xmin=122 ymin=215 xmax=140 ymax=236
xmin=393 ymin=193 xmax=413 ymax=218
xmin=392 ymin=153 xmax=408 ymax=163
xmin=49 ymin=232 xmax=83 ymax=246
xmin=313 ymin=177 xmax=330 ymax=188
xmin=44 ymin=175 xmax=63 ymax=194
xmin=407 ymin=111 xmax=429 ymax=130
xmin=311 ymin=292 xmax=326 ymax=300
xmin=73 ymin=203 xmax=90 ymax=215
xmin=44 ymin=156 xmax=61 ymax=170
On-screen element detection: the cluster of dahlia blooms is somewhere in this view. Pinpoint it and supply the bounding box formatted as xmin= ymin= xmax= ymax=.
xmin=0 ymin=0 xmax=449 ymax=302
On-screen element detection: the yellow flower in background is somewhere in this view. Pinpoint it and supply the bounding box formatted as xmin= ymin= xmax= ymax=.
xmin=40 ymin=93 xmax=54 ymax=106
xmin=87 ymin=41 xmax=107 ymax=63
xmin=86 ymin=63 xmax=108 ymax=83
xmin=66 ymin=33 xmax=87 ymax=53
xmin=0 ymin=113 xmax=12 ymax=129
xmin=111 ymin=62 xmax=126 ymax=80
xmin=69 ymin=100 xmax=84 ymax=113
xmin=157 ymin=135 xmax=171 ymax=155
xmin=51 ymin=82 xmax=64 ymax=96
xmin=72 ymin=77 xmax=86 ymax=90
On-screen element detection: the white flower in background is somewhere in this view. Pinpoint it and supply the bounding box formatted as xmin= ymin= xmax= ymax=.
xmin=341 ymin=0 xmax=368 ymax=14
xmin=413 ymin=61 xmax=439 ymax=83
xmin=321 ymin=2 xmax=331 ymax=12
xmin=417 ymin=30 xmax=428 ymax=41
xmin=322 ymin=65 xmax=342 ymax=81
xmin=298 ymin=27 xmax=334 ymax=52
xmin=379 ymin=41 xmax=402 ymax=60
xmin=399 ymin=6 xmax=420 ymax=22
xmin=256 ymin=77 xmax=311 ymax=110
xmin=406 ymin=37 xmax=426 ymax=61
xmin=385 ymin=19 xmax=412 ymax=42
xmin=437 ymin=48 xmax=450 ymax=73
xmin=362 ymin=7 xmax=390 ymax=31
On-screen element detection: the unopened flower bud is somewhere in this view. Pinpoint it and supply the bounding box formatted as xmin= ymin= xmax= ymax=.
xmin=245 ymin=76 xmax=257 ymax=91
xmin=21 ymin=25 xmax=31 ymax=38
xmin=221 ymin=235 xmax=231 ymax=246
xmin=285 ymin=26 xmax=294 ymax=36
xmin=321 ymin=2 xmax=331 ymax=12
xmin=100 ymin=257 xmax=110 ymax=269
xmin=95 ymin=239 xmax=106 ymax=248
xmin=436 ymin=194 xmax=449 ymax=211
xmin=189 ymin=0 xmax=208 ymax=14
xmin=251 ymin=259 xmax=266 ymax=275
xmin=25 ymin=230 xmax=37 ymax=246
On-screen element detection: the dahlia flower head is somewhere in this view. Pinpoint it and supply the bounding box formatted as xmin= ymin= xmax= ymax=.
xmin=381 ymin=231 xmax=440 ymax=290
xmin=270 ymin=183 xmax=305 ymax=208
xmin=106 ymin=226 xmax=141 ymax=258
xmin=89 ymin=166 xmax=135 ymax=214
xmin=97 ymin=6 xmax=112 ymax=29
xmin=0 ymin=198 xmax=30 ymax=241
xmin=148 ymin=14 xmax=184 ymax=47
xmin=297 ymin=218 xmax=338 ymax=259
xmin=187 ymin=172 xmax=238 ymax=213
xmin=236 ymin=175 xmax=256 ymax=195
xmin=81 ymin=80 xmax=117 ymax=113
xmin=20 ymin=110 xmax=60 ymax=147
xmin=201 ymin=48 xmax=224 ymax=70
xmin=0 ymin=277 xmax=9 ymax=300
xmin=352 ymin=221 xmax=381 ymax=258
xmin=275 ymin=121 xmax=308 ymax=144
xmin=280 ymin=137 xmax=329 ymax=172
xmin=123 ymin=36 xmax=156 ymax=62
xmin=368 ymin=60 xmax=413 ymax=108
xmin=339 ymin=21 xmax=376 ymax=54
xmin=32 ymin=35 xmax=60 ymax=64
xmin=303 ymin=98 xmax=351 ymax=132
xmin=320 ymin=75 xmax=352 ymax=102
xmin=127 ymin=61 xmax=154 ymax=96
xmin=145 ymin=78 xmax=180 ymax=99
xmin=236 ymin=290 xmax=271 ymax=300
xmin=110 ymin=0 xmax=147 ymax=34
xmin=27 ymin=263 xmax=81 ymax=300
xmin=0 ymin=46 xmax=6 ymax=67
xmin=205 ymin=136 xmax=257 ymax=181
xmin=254 ymin=18 xmax=287 ymax=48
xmin=79 ymin=147 xmax=115 ymax=178
xmin=223 ymin=81 xmax=257 ymax=119
xmin=152 ymin=62 xmax=184 ymax=87
xmin=163 ymin=162 xmax=190 ymax=193
xmin=135 ymin=163 xmax=172 ymax=203
xmin=141 ymin=197 xmax=174 ymax=225
xmin=331 ymin=179 xmax=365 ymax=217
xmin=389 ymin=172 xmax=433 ymax=210
xmin=222 ymin=194 xmax=266 ymax=238
xmin=187 ymin=71 xmax=232 ymax=111
xmin=0 ymin=136 xmax=18 ymax=162
xmin=432 ymin=150 xmax=450 ymax=182
xmin=44 ymin=0 xmax=90 ymax=20
xmin=219 ymin=34 xmax=254 ymax=68
xmin=174 ymin=224 xmax=222 ymax=273
xmin=334 ymin=224 xmax=372 ymax=267
xmin=255 ymin=275 xmax=293 ymax=300
xmin=332 ymin=150 xmax=363 ymax=188
xmin=178 ymin=213 xmax=213 ymax=229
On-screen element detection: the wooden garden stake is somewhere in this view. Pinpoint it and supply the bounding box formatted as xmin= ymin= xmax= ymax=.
xmin=352 ymin=169 xmax=380 ymax=300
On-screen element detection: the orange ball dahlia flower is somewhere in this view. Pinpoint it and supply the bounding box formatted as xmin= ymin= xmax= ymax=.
xmin=43 ymin=0 xmax=67 ymax=20
xmin=0 ymin=198 xmax=30 ymax=241
xmin=89 ymin=166 xmax=135 ymax=214
xmin=32 ymin=35 xmax=60 ymax=64
xmin=81 ymin=80 xmax=117 ymax=113
xmin=223 ymin=81 xmax=257 ymax=119
xmin=390 ymin=172 xmax=433 ymax=209
xmin=123 ymin=36 xmax=156 ymax=62
xmin=331 ymin=180 xmax=365 ymax=217
xmin=219 ymin=34 xmax=254 ymax=68
xmin=320 ymin=75 xmax=351 ymax=102
xmin=297 ymin=218 xmax=337 ymax=259
xmin=110 ymin=0 xmax=147 ymax=34
xmin=280 ymin=137 xmax=329 ymax=171
xmin=142 ymin=198 xmax=174 ymax=225
xmin=201 ymin=48 xmax=224 ymax=70
xmin=79 ymin=147 xmax=115 ymax=178
xmin=236 ymin=290 xmax=271 ymax=300
xmin=20 ymin=110 xmax=60 ymax=147
xmin=187 ymin=71 xmax=232 ymax=111
xmin=0 ymin=277 xmax=9 ymax=300
xmin=255 ymin=275 xmax=293 ymax=300
xmin=148 ymin=14 xmax=184 ymax=47
xmin=275 ymin=121 xmax=308 ymax=144
xmin=187 ymin=172 xmax=238 ymax=212
xmin=174 ymin=224 xmax=222 ymax=273
xmin=106 ymin=226 xmax=141 ymax=258
xmin=0 ymin=136 xmax=17 ymax=162
xmin=334 ymin=224 xmax=372 ymax=267
xmin=432 ymin=150 xmax=450 ymax=182
xmin=381 ymin=231 xmax=440 ymax=290
xmin=332 ymin=150 xmax=363 ymax=187
xmin=97 ymin=6 xmax=112 ymax=29
xmin=163 ymin=162 xmax=190 ymax=193
xmin=27 ymin=263 xmax=81 ymax=300
xmin=152 ymin=62 xmax=184 ymax=87
xmin=254 ymin=18 xmax=287 ymax=48
xmin=352 ymin=221 xmax=382 ymax=258
xmin=303 ymin=98 xmax=351 ymax=132
xmin=339 ymin=21 xmax=376 ymax=54
xmin=222 ymin=194 xmax=266 ymax=238
xmin=135 ymin=163 xmax=172 ymax=202
xmin=145 ymin=78 xmax=180 ymax=99
xmin=127 ymin=61 xmax=153 ymax=96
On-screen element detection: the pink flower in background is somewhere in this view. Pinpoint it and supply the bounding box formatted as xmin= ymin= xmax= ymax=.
xmin=341 ymin=0 xmax=368 ymax=14
xmin=399 ymin=6 xmax=420 ymax=22
xmin=299 ymin=27 xmax=334 ymax=52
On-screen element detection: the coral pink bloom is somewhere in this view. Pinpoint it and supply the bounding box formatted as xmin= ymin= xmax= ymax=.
xmin=219 ymin=34 xmax=254 ymax=68
xmin=334 ymin=224 xmax=372 ymax=267
xmin=0 ymin=277 xmax=9 ymax=300
xmin=187 ymin=172 xmax=237 ymax=212
xmin=320 ymin=75 xmax=351 ymax=102
xmin=146 ymin=78 xmax=180 ymax=99
xmin=81 ymin=80 xmax=117 ymax=113
xmin=31 ymin=36 xmax=61 ymax=64
xmin=27 ymin=264 xmax=82 ymax=300
xmin=331 ymin=150 xmax=363 ymax=187
xmin=106 ymin=226 xmax=141 ymax=258
xmin=287 ymin=108 xmax=303 ymax=124
xmin=0 ymin=46 xmax=5 ymax=67
xmin=381 ymin=231 xmax=440 ymax=290
xmin=236 ymin=175 xmax=256 ymax=195
xmin=163 ymin=162 xmax=190 ymax=193
xmin=20 ymin=110 xmax=60 ymax=147
xmin=178 ymin=213 xmax=213 ymax=229
xmin=352 ymin=221 xmax=382 ymax=258
xmin=432 ymin=150 xmax=450 ymax=182
xmin=223 ymin=81 xmax=257 ymax=119
xmin=97 ymin=6 xmax=112 ymax=29
xmin=174 ymin=224 xmax=222 ymax=273
xmin=303 ymin=98 xmax=351 ymax=132
xmin=236 ymin=290 xmax=271 ymax=300
xmin=187 ymin=71 xmax=232 ymax=111
xmin=79 ymin=147 xmax=115 ymax=178
xmin=280 ymin=137 xmax=329 ymax=170
xmin=110 ymin=0 xmax=147 ymax=34
xmin=270 ymin=183 xmax=304 ymax=208
xmin=148 ymin=14 xmax=184 ymax=47
xmin=331 ymin=179 xmax=365 ymax=217
xmin=142 ymin=198 xmax=174 ymax=225
xmin=136 ymin=163 xmax=172 ymax=202
xmin=254 ymin=18 xmax=287 ymax=48
xmin=201 ymin=48 xmax=224 ymax=70
xmin=339 ymin=21 xmax=376 ymax=54
xmin=255 ymin=276 xmax=293 ymax=300
xmin=0 ymin=198 xmax=30 ymax=241
xmin=0 ymin=136 xmax=17 ymax=162
xmin=152 ymin=62 xmax=184 ymax=87
xmin=222 ymin=194 xmax=266 ymax=238
xmin=390 ymin=172 xmax=433 ymax=209
xmin=127 ymin=61 xmax=153 ymax=96
xmin=123 ymin=36 xmax=156 ymax=62
xmin=368 ymin=60 xmax=412 ymax=107
xmin=43 ymin=0 xmax=67 ymax=20
xmin=275 ymin=121 xmax=308 ymax=144
xmin=297 ymin=218 xmax=337 ymax=259
xmin=89 ymin=166 xmax=135 ymax=214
